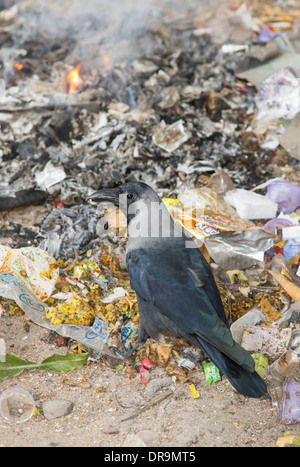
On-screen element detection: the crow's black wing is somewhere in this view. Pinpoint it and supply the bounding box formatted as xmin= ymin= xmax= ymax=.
xmin=126 ymin=246 xmax=254 ymax=372
xmin=188 ymin=241 xmax=228 ymax=327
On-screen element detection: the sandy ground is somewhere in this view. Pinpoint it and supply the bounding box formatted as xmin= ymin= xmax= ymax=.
xmin=0 ymin=0 xmax=299 ymax=451
xmin=0 ymin=312 xmax=294 ymax=448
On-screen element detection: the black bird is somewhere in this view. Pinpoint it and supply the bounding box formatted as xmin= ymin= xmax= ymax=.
xmin=88 ymin=181 xmax=267 ymax=398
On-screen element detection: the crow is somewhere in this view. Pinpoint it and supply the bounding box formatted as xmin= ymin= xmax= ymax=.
xmin=88 ymin=181 xmax=267 ymax=398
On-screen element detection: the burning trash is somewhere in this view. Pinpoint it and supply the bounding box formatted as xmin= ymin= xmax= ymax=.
xmin=66 ymin=64 xmax=81 ymax=94
xmin=0 ymin=0 xmax=300 ymax=446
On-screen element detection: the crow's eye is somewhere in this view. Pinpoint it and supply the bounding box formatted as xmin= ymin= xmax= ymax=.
xmin=127 ymin=193 xmax=134 ymax=200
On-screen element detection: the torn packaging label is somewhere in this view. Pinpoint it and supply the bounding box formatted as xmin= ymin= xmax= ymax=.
xmin=0 ymin=273 xmax=111 ymax=354
xmin=203 ymin=362 xmax=221 ymax=385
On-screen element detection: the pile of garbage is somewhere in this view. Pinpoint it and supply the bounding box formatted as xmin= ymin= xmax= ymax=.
xmin=0 ymin=0 xmax=299 ymax=429
xmin=0 ymin=168 xmax=299 ymax=424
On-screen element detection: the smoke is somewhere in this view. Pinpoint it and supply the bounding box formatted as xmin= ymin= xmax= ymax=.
xmin=4 ymin=0 xmax=160 ymax=71
xmin=21 ymin=0 xmax=156 ymax=39
xmin=14 ymin=0 xmax=208 ymax=64
xmin=1 ymin=0 xmax=210 ymax=86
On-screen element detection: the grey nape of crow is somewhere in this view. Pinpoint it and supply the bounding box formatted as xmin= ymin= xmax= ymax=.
xmin=88 ymin=181 xmax=267 ymax=398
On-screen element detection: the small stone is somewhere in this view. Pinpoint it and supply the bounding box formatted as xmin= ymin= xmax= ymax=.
xmin=102 ymin=424 xmax=120 ymax=435
xmin=122 ymin=434 xmax=147 ymax=447
xmin=144 ymin=378 xmax=172 ymax=397
xmin=42 ymin=399 xmax=74 ymax=420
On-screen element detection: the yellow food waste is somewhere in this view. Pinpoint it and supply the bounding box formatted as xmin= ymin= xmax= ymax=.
xmin=45 ymin=295 xmax=95 ymax=326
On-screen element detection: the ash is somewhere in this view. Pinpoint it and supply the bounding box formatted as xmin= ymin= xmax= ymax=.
xmin=0 ymin=0 xmax=282 ymax=255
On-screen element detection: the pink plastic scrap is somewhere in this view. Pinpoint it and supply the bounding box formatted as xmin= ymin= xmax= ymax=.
xmin=137 ymin=357 xmax=156 ymax=384
xmin=265 ymin=180 xmax=300 ymax=214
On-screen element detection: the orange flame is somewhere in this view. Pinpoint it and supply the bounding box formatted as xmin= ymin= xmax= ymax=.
xmin=66 ymin=64 xmax=81 ymax=94
xmin=15 ymin=63 xmax=23 ymax=71
xmin=103 ymin=54 xmax=110 ymax=66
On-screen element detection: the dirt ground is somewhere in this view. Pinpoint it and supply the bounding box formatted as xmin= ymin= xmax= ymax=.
xmin=0 ymin=0 xmax=299 ymax=450
xmin=0 ymin=312 xmax=294 ymax=448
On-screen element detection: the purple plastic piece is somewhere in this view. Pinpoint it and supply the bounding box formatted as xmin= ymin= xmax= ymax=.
xmin=281 ymin=378 xmax=300 ymax=424
xmin=263 ymin=217 xmax=293 ymax=233
xmin=257 ymin=28 xmax=283 ymax=43
xmin=265 ymin=180 xmax=300 ymax=214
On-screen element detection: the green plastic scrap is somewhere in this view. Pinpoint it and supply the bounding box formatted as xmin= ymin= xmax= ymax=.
xmin=251 ymin=353 xmax=268 ymax=379
xmin=203 ymin=362 xmax=221 ymax=385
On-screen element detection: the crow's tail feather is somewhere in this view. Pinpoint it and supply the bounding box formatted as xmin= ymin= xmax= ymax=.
xmin=199 ymin=340 xmax=267 ymax=398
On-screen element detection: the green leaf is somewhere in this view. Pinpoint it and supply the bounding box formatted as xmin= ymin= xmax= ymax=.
xmin=38 ymin=353 xmax=90 ymax=373
xmin=0 ymin=352 xmax=90 ymax=380
xmin=0 ymin=354 xmax=38 ymax=380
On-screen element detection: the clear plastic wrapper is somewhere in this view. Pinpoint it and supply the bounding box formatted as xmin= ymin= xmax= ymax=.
xmin=265 ymin=348 xmax=300 ymax=422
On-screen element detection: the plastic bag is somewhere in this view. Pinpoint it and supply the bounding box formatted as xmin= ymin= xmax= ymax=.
xmin=0 ymin=246 xmax=111 ymax=354
xmin=265 ymin=349 xmax=300 ymax=420
xmin=281 ymin=226 xmax=300 ymax=261
xmin=257 ymin=27 xmax=283 ymax=43
xmin=265 ymin=180 xmax=300 ymax=214
xmin=263 ymin=217 xmax=293 ymax=233
xmin=0 ymin=272 xmax=111 ymax=353
xmin=0 ymin=245 xmax=59 ymax=301
xmin=281 ymin=378 xmax=300 ymax=424
xmin=254 ymin=67 xmax=300 ymax=122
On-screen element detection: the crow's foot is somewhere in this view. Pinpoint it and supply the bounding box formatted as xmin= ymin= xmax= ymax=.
xmin=108 ymin=341 xmax=141 ymax=371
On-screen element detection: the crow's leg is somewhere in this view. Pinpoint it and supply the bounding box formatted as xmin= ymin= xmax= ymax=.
xmin=183 ymin=346 xmax=205 ymax=369
xmin=108 ymin=342 xmax=138 ymax=367
xmin=108 ymin=324 xmax=149 ymax=370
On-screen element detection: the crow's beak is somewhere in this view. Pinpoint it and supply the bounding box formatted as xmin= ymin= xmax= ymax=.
xmin=87 ymin=187 xmax=120 ymax=206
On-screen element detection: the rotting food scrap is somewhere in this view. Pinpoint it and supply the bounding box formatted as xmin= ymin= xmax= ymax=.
xmin=45 ymin=295 xmax=95 ymax=326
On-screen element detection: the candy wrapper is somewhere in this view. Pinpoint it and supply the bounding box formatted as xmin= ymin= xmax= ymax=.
xmin=189 ymin=384 xmax=200 ymax=398
xmin=203 ymin=362 xmax=221 ymax=385
xmin=162 ymin=195 xmax=275 ymax=269
xmin=163 ymin=196 xmax=257 ymax=242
